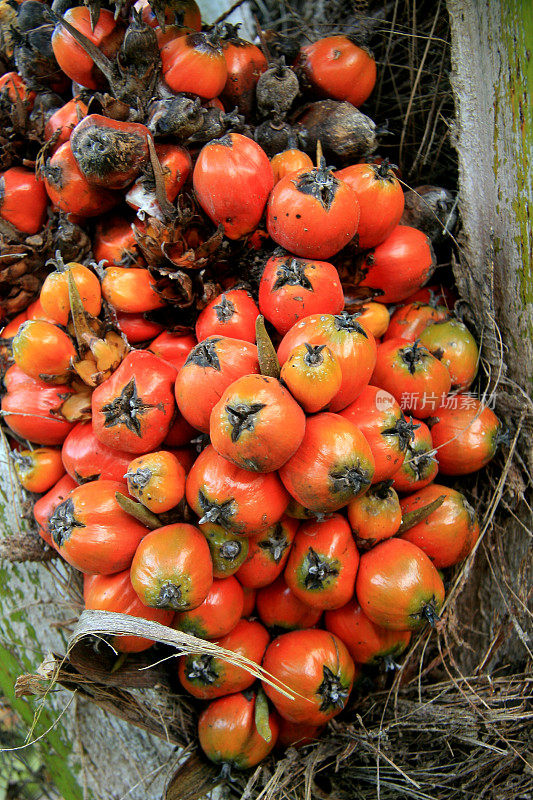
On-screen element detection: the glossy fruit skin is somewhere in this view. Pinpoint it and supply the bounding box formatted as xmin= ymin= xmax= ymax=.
xmin=13 ymin=447 xmax=64 ymax=494
xmin=101 ymin=267 xmax=165 ymax=314
xmin=419 ymin=319 xmax=479 ymax=390
xmin=51 ymin=7 xmax=124 ymax=90
xmin=284 ymin=515 xmax=359 ymax=610
xmin=92 ymin=351 xmax=176 ymax=454
xmin=61 ymin=422 xmax=131 ymax=484
xmin=259 ymin=254 xmax=344 ymax=336
xmin=391 ymin=419 xmax=438 ymax=493
xmin=186 ymin=445 xmax=289 ymax=536
xmin=325 ymin=599 xmax=411 ymax=665
xmin=0 ymin=167 xmax=48 ymax=234
xmin=173 ymin=576 xmax=243 ymax=639
xmin=372 ymin=339 xmax=452 ymax=419
xmin=0 ymin=72 xmax=35 ymax=106
xmin=362 ymin=226 xmax=435 ymax=303
xmin=12 ymin=320 xmax=75 ymax=382
xmin=200 ymin=522 xmax=250 ymax=578
xmin=277 ymin=312 xmax=377 ymax=412
xmin=428 ymin=399 xmax=501 ymax=475
xmin=175 ymin=336 xmax=259 ymax=433
xmin=355 ymin=302 xmax=390 ymax=338
xmin=148 ymin=331 xmax=196 ymax=371
xmin=210 ymin=374 xmax=306 ymax=473
xmin=262 ymin=629 xmax=355 ymax=724
xmin=2 ymin=367 xmax=75 ymax=445
xmin=267 ymin=165 xmax=360 ymax=259
xmin=193 ymin=133 xmax=274 ymax=239
xmin=280 ymin=343 xmax=342 ymax=414
xmin=43 ymin=142 xmax=118 ymax=218
xmin=399 ymin=483 xmax=480 ymax=568
xmin=33 ymin=474 xmax=77 ymax=546
xmin=198 ymin=691 xmax=279 ymax=769
xmin=336 ymin=161 xmax=404 ymax=249
xmin=93 ymin=214 xmax=141 ymax=267
xmin=384 ymin=302 xmax=450 ymax=343
xmin=220 ymin=34 xmax=268 ymax=116
xmin=347 ymin=481 xmax=402 ymax=548
xmin=130 ymin=523 xmax=213 ymax=611
xmin=44 ymin=96 xmax=89 ymax=150
xmin=161 ymin=32 xmax=227 ymax=98
xmin=277 ymin=719 xmax=324 ymax=749
xmin=271 ymin=149 xmax=314 ymax=184
xmin=178 ymin=619 xmax=269 ymax=699
xmin=256 ymin=576 xmax=322 ymax=631
xmin=84 ymin=571 xmax=174 ymax=653
xmin=40 ymin=262 xmax=101 ymax=326
xmin=339 ymin=385 xmax=414 ymax=482
xmin=195 ymin=290 xmax=259 ymax=343
xmin=298 ymin=36 xmax=376 ymax=107
xmin=162 ymin=413 xmax=196 ymax=448
xmin=236 ymin=516 xmax=298 ymax=589
xmin=279 ymin=413 xmax=375 ymax=514
xmin=356 ymin=538 xmax=445 ymax=630
xmin=126 ymin=143 xmax=191 ymax=217
xmin=126 ymin=450 xmax=186 ymax=513
xmin=117 ymin=313 xmax=163 ymax=343
xmin=48 ymin=479 xmax=148 ymax=574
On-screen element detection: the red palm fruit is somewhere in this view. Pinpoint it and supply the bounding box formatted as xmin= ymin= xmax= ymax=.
xmin=51 ymin=7 xmax=124 ymax=90
xmin=241 ymin=585 xmax=256 ymax=617
xmin=162 ymin=413 xmax=197 ymax=447
xmin=198 ymin=691 xmax=279 ymax=769
xmin=0 ymin=72 xmax=35 ymax=106
xmin=361 ymin=226 xmax=435 ymax=303
xmin=256 ymin=577 xmax=322 ymax=631
xmin=12 ymin=447 xmax=65 ymax=494
xmin=354 ymin=302 xmax=390 ymax=338
xmin=195 ymin=289 xmax=259 ymax=343
xmin=101 ymin=267 xmax=165 ymax=313
xmin=12 ymin=320 xmax=76 ymax=383
xmin=356 ymin=538 xmax=445 ymax=630
xmin=200 ymin=522 xmax=250 ymax=578
xmin=391 ymin=420 xmax=438 ymax=493
xmin=2 ymin=368 xmax=76 ymax=446
xmin=338 ymin=385 xmax=416 ymax=483
xmin=347 ymin=480 xmax=402 ymax=549
xmin=277 ymin=719 xmax=324 ymax=749
xmin=372 ymin=339 xmax=451 ymax=419
xmin=277 ymin=312 xmax=377 ymax=412
xmin=399 ymin=483 xmax=480 ymax=568
xmin=271 ymin=149 xmax=314 ymax=184
xmin=236 ymin=516 xmax=298 ymax=589
xmin=267 ymin=161 xmax=360 ymax=259
xmin=148 ymin=331 xmax=196 ymax=371
xmin=61 ymin=422 xmax=131 ymax=484
xmin=173 ymin=576 xmax=244 ymax=639
xmin=325 ymin=599 xmax=411 ymax=666
xmin=284 ymin=515 xmax=359 ymax=610
xmin=44 ymin=96 xmax=89 ymax=150
xmin=419 ymin=319 xmax=479 ymax=391
xmin=384 ymin=302 xmax=450 ymax=343
xmin=161 ymin=31 xmax=227 ymax=98
xmin=125 ymin=450 xmax=186 ymax=513
xmin=84 ymin=571 xmax=174 ymax=653
xmin=48 ymin=479 xmax=148 ymax=574
xmin=220 ymin=26 xmax=268 ymax=116
xmin=186 ymin=445 xmax=289 ymax=536
xmin=0 ymin=167 xmax=48 ymax=234
xmin=126 ymin=143 xmax=191 ymax=218
xmin=130 ymin=523 xmax=213 ymax=611
xmin=280 ymin=343 xmax=342 ymax=414
xmin=428 ymin=398 xmax=502 ymax=475
xmin=33 ymin=474 xmax=77 ymax=546
xmin=193 ymin=133 xmax=274 ymax=239
xmin=279 ymin=412 xmax=375 ymax=514
xmin=40 ymin=259 xmax=101 ymax=327
xmin=262 ymin=629 xmax=356 ymax=724
xmin=93 ymin=214 xmax=141 ymax=267
xmin=175 ymin=337 xmax=259 ymax=433
xmin=42 ymin=142 xmax=119 ymax=217
xmin=92 ymin=350 xmax=176 ymax=454
xmin=142 ymin=0 xmax=202 ymax=30
xmin=336 ymin=160 xmax=404 ymax=249
xmin=178 ymin=619 xmax=269 ymax=699
xmin=298 ymin=36 xmax=376 ymax=107
xmin=258 ymin=254 xmax=344 ymax=336
xmin=210 ymin=374 xmax=306 ymax=473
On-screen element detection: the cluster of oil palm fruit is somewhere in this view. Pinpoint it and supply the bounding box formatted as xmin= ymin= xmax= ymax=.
xmin=0 ymin=0 xmax=503 ymax=773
